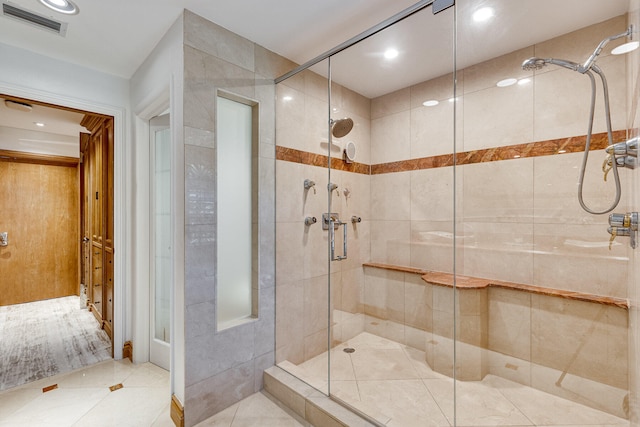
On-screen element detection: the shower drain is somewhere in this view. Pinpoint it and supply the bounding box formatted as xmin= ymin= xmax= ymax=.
xmin=343 ymin=347 xmax=355 ymax=353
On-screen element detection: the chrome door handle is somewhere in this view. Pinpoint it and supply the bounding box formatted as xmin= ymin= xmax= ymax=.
xmin=0 ymin=232 xmax=7 ymax=247
xmin=324 ymin=214 xmax=347 ymax=261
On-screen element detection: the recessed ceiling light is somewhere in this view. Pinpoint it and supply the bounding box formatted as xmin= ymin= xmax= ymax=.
xmin=612 ymin=41 xmax=639 ymax=55
xmin=517 ymin=78 xmax=531 ymax=85
xmin=384 ymin=48 xmax=399 ymax=60
xmin=472 ymin=7 xmax=494 ymax=22
xmin=422 ymin=100 xmax=439 ymax=107
xmin=39 ymin=0 xmax=79 ymax=15
xmin=282 ymin=96 xmax=293 ymax=101
xmin=34 ymin=122 xmax=45 ymax=127
xmin=497 ymin=78 xmax=517 ymax=87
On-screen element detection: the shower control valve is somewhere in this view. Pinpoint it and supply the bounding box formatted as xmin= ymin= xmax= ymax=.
xmin=608 ymin=212 xmax=638 ymax=249
xmin=304 ymin=216 xmax=317 ymax=226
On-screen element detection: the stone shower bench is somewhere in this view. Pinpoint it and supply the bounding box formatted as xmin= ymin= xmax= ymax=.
xmin=363 ymin=262 xmax=629 ymax=309
xmin=361 ymin=261 xmax=629 ymax=419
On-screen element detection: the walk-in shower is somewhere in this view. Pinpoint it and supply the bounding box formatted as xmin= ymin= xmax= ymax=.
xmin=522 ymin=26 xmax=634 ymax=215
xmin=273 ymin=1 xmax=638 ymax=426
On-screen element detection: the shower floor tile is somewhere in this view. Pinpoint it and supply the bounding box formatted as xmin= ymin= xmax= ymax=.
xmin=280 ymin=332 xmax=628 ymax=427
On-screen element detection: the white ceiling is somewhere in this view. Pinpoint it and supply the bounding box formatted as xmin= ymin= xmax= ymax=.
xmin=0 ymin=0 xmax=632 ymax=139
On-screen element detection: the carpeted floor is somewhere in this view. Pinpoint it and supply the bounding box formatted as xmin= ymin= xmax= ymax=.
xmin=0 ymin=296 xmax=112 ymax=391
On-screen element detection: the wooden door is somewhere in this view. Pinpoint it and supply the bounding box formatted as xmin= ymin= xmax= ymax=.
xmin=0 ymin=157 xmax=79 ymax=306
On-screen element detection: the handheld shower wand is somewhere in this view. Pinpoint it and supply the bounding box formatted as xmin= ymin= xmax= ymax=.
xmin=521 ymin=26 xmax=633 ymax=215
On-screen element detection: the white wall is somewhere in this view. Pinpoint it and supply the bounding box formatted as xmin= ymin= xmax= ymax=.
xmin=130 ymin=14 xmax=185 ymax=405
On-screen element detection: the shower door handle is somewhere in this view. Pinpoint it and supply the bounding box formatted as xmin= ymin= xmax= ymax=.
xmin=330 ymin=218 xmax=347 ymax=261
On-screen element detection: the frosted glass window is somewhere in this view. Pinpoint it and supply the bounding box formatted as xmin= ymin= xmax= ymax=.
xmin=151 ymin=119 xmax=171 ymax=344
xmin=216 ymin=94 xmax=257 ymax=330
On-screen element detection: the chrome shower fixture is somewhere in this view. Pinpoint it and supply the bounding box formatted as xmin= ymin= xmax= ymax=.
xmin=521 ymin=57 xmax=580 ymax=72
xmin=522 ymin=26 xmax=633 ymax=75
xmin=521 ymin=26 xmax=634 ymax=215
xmin=330 ymin=117 xmax=354 ymax=138
xmin=304 ymin=178 xmax=316 ymax=194
xmin=581 ymin=26 xmax=633 ymax=73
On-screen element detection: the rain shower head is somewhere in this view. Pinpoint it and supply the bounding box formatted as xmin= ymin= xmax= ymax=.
xmin=331 ymin=117 xmax=354 ymax=138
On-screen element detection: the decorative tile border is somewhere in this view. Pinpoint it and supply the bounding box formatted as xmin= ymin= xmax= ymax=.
xmin=275 ymin=146 xmax=370 ymax=175
xmin=276 ymin=130 xmax=628 ymax=175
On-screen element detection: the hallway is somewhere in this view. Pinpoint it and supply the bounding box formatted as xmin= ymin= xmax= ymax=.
xmin=0 ymin=296 xmax=111 ymax=391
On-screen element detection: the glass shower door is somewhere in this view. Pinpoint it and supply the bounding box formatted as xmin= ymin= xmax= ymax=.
xmin=453 ymin=1 xmax=633 ymax=425
xmin=326 ymin=3 xmax=457 ymax=425
xmin=274 ymin=58 xmax=333 ymax=393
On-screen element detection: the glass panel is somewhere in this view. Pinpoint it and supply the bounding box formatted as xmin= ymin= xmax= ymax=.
xmin=153 ymin=124 xmax=171 ymax=344
xmin=216 ymin=95 xmax=255 ymax=330
xmin=455 ymin=1 xmax=631 ymax=425
xmin=326 ymin=4 xmax=456 ymax=425
xmin=274 ymin=58 xmax=332 ymax=393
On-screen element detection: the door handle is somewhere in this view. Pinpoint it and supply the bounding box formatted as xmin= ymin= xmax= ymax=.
xmin=323 ymin=213 xmax=347 ymax=261
xmin=332 ymin=219 xmax=347 ymax=261
xmin=82 ymin=237 xmax=90 ymax=243
xmin=0 ymin=232 xmax=7 ymax=247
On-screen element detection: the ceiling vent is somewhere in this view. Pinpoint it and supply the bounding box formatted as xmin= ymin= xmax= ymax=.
xmin=2 ymin=2 xmax=67 ymax=36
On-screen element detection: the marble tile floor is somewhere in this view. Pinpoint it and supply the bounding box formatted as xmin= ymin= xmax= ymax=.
xmin=278 ymin=332 xmax=629 ymax=427
xmin=0 ymin=296 xmax=112 ymax=391
xmin=0 ymin=359 xmax=173 ymax=426
xmin=0 ymin=358 xmax=306 ymax=427
xmin=194 ymin=391 xmax=308 ymax=427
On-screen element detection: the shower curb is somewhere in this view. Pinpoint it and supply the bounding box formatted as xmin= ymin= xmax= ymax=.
xmin=263 ymin=366 xmax=378 ymax=427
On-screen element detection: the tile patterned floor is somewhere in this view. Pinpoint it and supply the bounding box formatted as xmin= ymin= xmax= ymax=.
xmin=0 ymin=359 xmax=304 ymax=427
xmin=0 ymin=360 xmax=172 ymax=427
xmin=278 ymin=332 xmax=629 ymax=427
xmin=194 ymin=392 xmax=306 ymax=427
xmin=0 ymin=330 xmax=630 ymax=426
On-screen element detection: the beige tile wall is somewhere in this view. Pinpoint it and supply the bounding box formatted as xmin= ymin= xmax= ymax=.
xmin=370 ymin=14 xmax=631 ymax=297
xmin=275 ymin=69 xmax=372 ymax=366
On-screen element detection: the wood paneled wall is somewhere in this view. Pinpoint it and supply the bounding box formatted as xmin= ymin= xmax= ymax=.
xmin=0 ymin=161 xmax=79 ymax=306
xmin=81 ymin=115 xmax=114 ymax=341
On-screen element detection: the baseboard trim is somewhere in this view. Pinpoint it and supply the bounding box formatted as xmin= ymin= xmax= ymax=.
xmin=171 ymin=394 xmax=184 ymax=427
xmin=122 ymin=341 xmax=133 ymax=362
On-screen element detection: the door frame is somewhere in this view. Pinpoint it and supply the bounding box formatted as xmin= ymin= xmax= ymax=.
xmin=149 ymin=113 xmax=171 ymax=370
xmin=0 ymin=83 xmax=128 ymax=360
